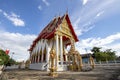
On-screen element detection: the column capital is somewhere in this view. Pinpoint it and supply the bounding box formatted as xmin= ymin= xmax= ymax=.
xmin=55 ymin=34 xmax=58 ymax=37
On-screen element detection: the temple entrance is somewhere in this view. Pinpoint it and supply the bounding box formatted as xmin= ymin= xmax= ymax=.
xmin=55 ymin=29 xmax=83 ymax=71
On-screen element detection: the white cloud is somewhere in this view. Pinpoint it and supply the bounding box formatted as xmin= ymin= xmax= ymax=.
xmin=107 ymin=44 xmax=120 ymax=56
xmin=3 ymin=12 xmax=25 ymax=27
xmin=96 ymin=11 xmax=104 ymax=17
xmin=42 ymin=0 xmax=50 ymax=6
xmin=0 ymin=31 xmax=37 ymax=61
xmin=74 ymin=29 xmax=82 ymax=37
xmin=82 ymin=0 xmax=88 ymax=5
xmin=0 ymin=9 xmax=2 ymax=12
xmin=0 ymin=9 xmax=25 ymax=27
xmin=38 ymin=5 xmax=42 ymax=11
xmin=70 ymin=0 xmax=120 ymax=56
xmin=73 ymin=18 xmax=80 ymax=30
xmin=98 ymin=33 xmax=120 ymax=46
xmin=72 ymin=0 xmax=118 ymax=36
xmin=75 ymin=33 xmax=120 ymax=56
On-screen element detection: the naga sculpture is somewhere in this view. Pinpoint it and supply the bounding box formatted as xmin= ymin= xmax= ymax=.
xmin=49 ymin=47 xmax=58 ymax=77
xmin=89 ymin=55 xmax=95 ymax=69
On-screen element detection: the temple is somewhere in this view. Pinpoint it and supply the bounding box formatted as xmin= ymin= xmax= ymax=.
xmin=28 ymin=13 xmax=80 ymax=71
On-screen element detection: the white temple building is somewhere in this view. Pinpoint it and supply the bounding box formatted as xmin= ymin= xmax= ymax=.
xmin=28 ymin=13 xmax=79 ymax=71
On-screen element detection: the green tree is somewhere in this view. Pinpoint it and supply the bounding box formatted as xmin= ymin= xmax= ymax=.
xmin=104 ymin=49 xmax=116 ymax=61
xmin=91 ymin=47 xmax=116 ymax=62
xmin=91 ymin=47 xmax=101 ymax=61
xmin=0 ymin=49 xmax=9 ymax=65
xmin=91 ymin=47 xmax=101 ymax=53
xmin=6 ymin=58 xmax=16 ymax=66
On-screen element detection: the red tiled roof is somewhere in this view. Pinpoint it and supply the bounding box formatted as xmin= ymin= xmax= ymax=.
xmin=28 ymin=14 xmax=79 ymax=51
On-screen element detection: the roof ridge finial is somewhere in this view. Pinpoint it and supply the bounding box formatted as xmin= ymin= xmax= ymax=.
xmin=53 ymin=14 xmax=57 ymax=20
xmin=66 ymin=8 xmax=68 ymax=15
xmin=55 ymin=14 xmax=57 ymax=18
xmin=58 ymin=12 xmax=61 ymax=17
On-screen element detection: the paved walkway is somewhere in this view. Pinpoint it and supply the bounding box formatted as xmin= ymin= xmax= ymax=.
xmin=2 ymin=66 xmax=120 ymax=80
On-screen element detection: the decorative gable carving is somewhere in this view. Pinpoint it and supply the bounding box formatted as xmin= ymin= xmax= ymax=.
xmin=55 ymin=18 xmax=74 ymax=39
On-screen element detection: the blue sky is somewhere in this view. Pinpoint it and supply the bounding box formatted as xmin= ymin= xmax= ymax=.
xmin=0 ymin=0 xmax=120 ymax=61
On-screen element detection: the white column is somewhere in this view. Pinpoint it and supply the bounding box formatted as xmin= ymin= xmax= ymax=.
xmin=46 ymin=47 xmax=50 ymax=71
xmin=56 ymin=34 xmax=59 ymax=67
xmin=60 ymin=36 xmax=63 ymax=66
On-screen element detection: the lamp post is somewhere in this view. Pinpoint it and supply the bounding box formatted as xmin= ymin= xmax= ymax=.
xmin=11 ymin=52 xmax=15 ymax=59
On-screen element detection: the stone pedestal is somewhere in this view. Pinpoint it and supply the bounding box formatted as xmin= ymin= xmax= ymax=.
xmin=49 ymin=67 xmax=58 ymax=77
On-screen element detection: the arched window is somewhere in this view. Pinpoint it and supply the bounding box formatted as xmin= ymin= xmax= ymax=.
xmin=39 ymin=48 xmax=42 ymax=62
xmin=33 ymin=55 xmax=35 ymax=63
xmin=43 ymin=46 xmax=46 ymax=62
xmin=36 ymin=53 xmax=38 ymax=63
xmin=31 ymin=55 xmax=33 ymax=63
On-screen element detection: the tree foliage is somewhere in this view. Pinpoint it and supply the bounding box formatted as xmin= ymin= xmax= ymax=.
xmin=6 ymin=58 xmax=16 ymax=66
xmin=91 ymin=47 xmax=101 ymax=53
xmin=91 ymin=47 xmax=116 ymax=62
xmin=0 ymin=49 xmax=9 ymax=65
xmin=0 ymin=49 xmax=17 ymax=66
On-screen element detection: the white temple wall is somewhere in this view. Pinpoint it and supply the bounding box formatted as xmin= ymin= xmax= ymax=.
xmin=29 ymin=39 xmax=50 ymax=70
xmin=30 ymin=38 xmax=69 ymax=71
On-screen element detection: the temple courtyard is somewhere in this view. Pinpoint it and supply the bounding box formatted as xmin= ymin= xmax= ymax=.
xmin=2 ymin=64 xmax=120 ymax=80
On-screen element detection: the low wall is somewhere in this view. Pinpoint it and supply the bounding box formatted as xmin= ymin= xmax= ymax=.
xmin=5 ymin=65 xmax=19 ymax=69
xmin=29 ymin=63 xmax=48 ymax=70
